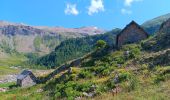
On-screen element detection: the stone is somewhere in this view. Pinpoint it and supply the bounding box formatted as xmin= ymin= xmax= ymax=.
xmin=17 ymin=70 xmax=37 ymax=87
xmin=36 ymin=89 xmax=43 ymax=93
xmin=0 ymin=87 xmax=8 ymax=92
xmin=116 ymin=21 xmax=149 ymax=48
xmin=83 ymin=92 xmax=96 ymax=97
xmin=124 ymin=50 xmax=130 ymax=56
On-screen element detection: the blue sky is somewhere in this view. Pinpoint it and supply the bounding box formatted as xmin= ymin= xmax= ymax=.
xmin=1 ymin=0 xmax=170 ymax=30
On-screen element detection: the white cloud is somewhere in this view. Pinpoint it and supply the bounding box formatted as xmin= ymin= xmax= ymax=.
xmin=88 ymin=0 xmax=105 ymax=15
xmin=65 ymin=3 xmax=79 ymax=15
xmin=121 ymin=8 xmax=132 ymax=14
xmin=124 ymin=0 xmax=142 ymax=6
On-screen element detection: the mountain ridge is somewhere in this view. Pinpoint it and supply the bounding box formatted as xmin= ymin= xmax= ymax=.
xmin=0 ymin=21 xmax=106 ymax=55
xmin=142 ymin=13 xmax=170 ymax=34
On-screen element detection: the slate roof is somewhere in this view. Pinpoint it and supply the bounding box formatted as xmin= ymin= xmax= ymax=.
xmin=17 ymin=70 xmax=34 ymax=80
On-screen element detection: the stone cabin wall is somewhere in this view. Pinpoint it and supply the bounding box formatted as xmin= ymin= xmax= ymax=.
xmin=21 ymin=75 xmax=36 ymax=87
xmin=117 ymin=23 xmax=148 ymax=47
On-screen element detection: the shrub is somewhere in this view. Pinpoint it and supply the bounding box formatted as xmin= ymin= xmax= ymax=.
xmin=119 ymin=72 xmax=131 ymax=82
xmin=122 ymin=44 xmax=141 ymax=59
xmin=106 ymin=79 xmax=116 ymax=89
xmin=78 ymin=70 xmax=94 ymax=79
xmin=70 ymin=74 xmax=78 ymax=81
xmin=114 ymin=56 xmax=125 ymax=64
xmin=154 ymin=66 xmax=170 ymax=83
xmin=95 ymin=40 xmax=107 ymax=50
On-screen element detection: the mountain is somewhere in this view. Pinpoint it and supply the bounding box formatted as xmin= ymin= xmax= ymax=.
xmin=35 ymin=26 xmax=105 ymax=36
xmin=142 ymin=18 xmax=170 ymax=51
xmin=0 ymin=21 xmax=105 ymax=55
xmin=142 ymin=13 xmax=170 ymax=34
xmin=2 ymin=25 xmax=170 ymax=99
xmin=34 ymin=28 xmax=121 ymax=68
xmin=36 ymin=13 xmax=170 ymax=68
xmin=2 ymin=14 xmax=170 ymax=100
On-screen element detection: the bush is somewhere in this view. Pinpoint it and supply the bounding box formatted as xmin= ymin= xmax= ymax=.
xmin=119 ymin=72 xmax=131 ymax=82
xmin=154 ymin=66 xmax=170 ymax=83
xmin=106 ymin=79 xmax=116 ymax=89
xmin=122 ymin=44 xmax=141 ymax=59
xmin=55 ymin=81 xmax=94 ymax=99
xmin=78 ymin=70 xmax=94 ymax=79
xmin=95 ymin=40 xmax=107 ymax=50
xmin=114 ymin=56 xmax=125 ymax=64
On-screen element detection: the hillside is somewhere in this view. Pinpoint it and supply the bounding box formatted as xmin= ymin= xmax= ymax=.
xmin=0 ymin=21 xmax=105 ymax=55
xmin=142 ymin=13 xmax=170 ymax=34
xmin=34 ymin=29 xmax=121 ymax=68
xmin=31 ymin=13 xmax=170 ymax=68
xmin=1 ymin=13 xmax=170 ymax=56
xmin=1 ymin=18 xmax=170 ymax=100
xmin=142 ymin=18 xmax=170 ymax=51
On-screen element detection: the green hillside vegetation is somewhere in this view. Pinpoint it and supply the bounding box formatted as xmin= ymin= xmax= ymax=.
xmin=142 ymin=22 xmax=170 ymax=51
xmin=34 ymin=29 xmax=121 ymax=68
xmin=1 ymin=39 xmax=170 ymax=99
xmin=33 ymin=13 xmax=170 ymax=68
xmin=0 ymin=54 xmax=26 ymax=76
xmin=1 ymin=15 xmax=170 ymax=100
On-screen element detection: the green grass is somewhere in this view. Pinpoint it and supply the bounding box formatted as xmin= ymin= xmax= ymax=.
xmin=0 ymin=66 xmax=19 ymax=76
xmin=0 ymin=84 xmax=47 ymax=100
xmin=0 ymin=44 xmax=170 ymax=100
xmin=0 ymin=54 xmax=26 ymax=76
xmin=0 ymin=82 xmax=15 ymax=88
xmin=0 ymin=54 xmax=27 ymax=66
xmin=93 ymin=80 xmax=170 ymax=100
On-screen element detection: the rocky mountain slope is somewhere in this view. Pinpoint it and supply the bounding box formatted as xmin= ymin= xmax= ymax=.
xmin=142 ymin=18 xmax=170 ymax=51
xmin=142 ymin=13 xmax=170 ymax=34
xmin=0 ymin=21 xmax=105 ymax=55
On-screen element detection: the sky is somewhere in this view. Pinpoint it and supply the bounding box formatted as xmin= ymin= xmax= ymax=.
xmin=1 ymin=0 xmax=170 ymax=30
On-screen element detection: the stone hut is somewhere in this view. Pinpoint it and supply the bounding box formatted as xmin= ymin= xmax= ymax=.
xmin=17 ymin=70 xmax=37 ymax=87
xmin=116 ymin=21 xmax=149 ymax=48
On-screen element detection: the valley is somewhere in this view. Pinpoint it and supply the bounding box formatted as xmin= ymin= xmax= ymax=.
xmin=0 ymin=13 xmax=170 ymax=100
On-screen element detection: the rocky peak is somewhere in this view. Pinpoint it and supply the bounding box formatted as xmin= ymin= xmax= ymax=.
xmin=0 ymin=25 xmax=47 ymax=36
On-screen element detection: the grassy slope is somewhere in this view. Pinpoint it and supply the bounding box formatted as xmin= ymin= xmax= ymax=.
xmin=35 ymin=29 xmax=120 ymax=68
xmin=1 ymin=44 xmax=170 ymax=100
xmin=0 ymin=54 xmax=27 ymax=76
xmin=94 ymin=80 xmax=170 ymax=100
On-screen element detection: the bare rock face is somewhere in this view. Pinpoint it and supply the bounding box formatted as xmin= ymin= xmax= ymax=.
xmin=116 ymin=21 xmax=148 ymax=48
xmin=0 ymin=25 xmax=46 ymax=36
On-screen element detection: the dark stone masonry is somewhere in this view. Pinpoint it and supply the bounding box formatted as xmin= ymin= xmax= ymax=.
xmin=17 ymin=70 xmax=37 ymax=87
